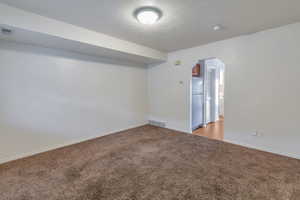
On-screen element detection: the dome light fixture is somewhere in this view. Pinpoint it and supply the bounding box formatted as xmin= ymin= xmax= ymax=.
xmin=134 ymin=7 xmax=162 ymax=25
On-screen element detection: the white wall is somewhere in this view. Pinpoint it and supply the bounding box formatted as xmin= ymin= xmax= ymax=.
xmin=0 ymin=40 xmax=148 ymax=164
xmin=2 ymin=22 xmax=300 ymax=163
xmin=148 ymin=22 xmax=300 ymax=159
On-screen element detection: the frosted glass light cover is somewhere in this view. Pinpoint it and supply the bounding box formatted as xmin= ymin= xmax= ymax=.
xmin=135 ymin=7 xmax=162 ymax=25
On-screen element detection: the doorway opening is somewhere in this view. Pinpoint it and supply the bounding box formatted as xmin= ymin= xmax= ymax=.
xmin=191 ymin=58 xmax=225 ymax=140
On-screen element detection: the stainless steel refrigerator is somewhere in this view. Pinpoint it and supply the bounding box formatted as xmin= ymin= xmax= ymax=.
xmin=192 ymin=58 xmax=222 ymax=131
xmin=192 ymin=77 xmax=204 ymax=130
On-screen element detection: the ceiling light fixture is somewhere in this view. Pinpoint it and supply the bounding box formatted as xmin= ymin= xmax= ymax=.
xmin=134 ymin=7 xmax=162 ymax=25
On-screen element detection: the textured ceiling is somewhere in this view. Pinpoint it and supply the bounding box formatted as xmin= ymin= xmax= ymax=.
xmin=1 ymin=0 xmax=300 ymax=52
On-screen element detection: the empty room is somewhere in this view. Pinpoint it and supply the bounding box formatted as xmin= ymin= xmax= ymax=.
xmin=1 ymin=1 xmax=300 ymax=199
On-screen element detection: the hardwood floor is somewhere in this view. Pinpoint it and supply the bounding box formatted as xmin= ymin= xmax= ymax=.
xmin=193 ymin=117 xmax=224 ymax=140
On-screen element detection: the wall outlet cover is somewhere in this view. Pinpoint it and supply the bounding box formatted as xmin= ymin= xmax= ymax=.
xmin=251 ymin=132 xmax=258 ymax=136
xmin=251 ymin=131 xmax=262 ymax=137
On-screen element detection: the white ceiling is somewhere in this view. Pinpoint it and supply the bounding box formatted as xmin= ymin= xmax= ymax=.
xmin=1 ymin=0 xmax=300 ymax=52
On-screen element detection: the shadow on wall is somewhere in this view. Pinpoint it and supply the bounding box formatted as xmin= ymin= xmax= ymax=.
xmin=0 ymin=39 xmax=148 ymax=164
xmin=0 ymin=40 xmax=144 ymax=68
xmin=0 ymin=123 xmax=70 ymax=164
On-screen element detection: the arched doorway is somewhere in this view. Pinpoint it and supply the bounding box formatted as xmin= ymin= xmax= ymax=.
xmin=191 ymin=58 xmax=225 ymax=140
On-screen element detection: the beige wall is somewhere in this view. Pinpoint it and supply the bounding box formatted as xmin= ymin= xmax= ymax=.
xmin=0 ymin=40 xmax=148 ymax=164
xmin=148 ymin=23 xmax=300 ymax=159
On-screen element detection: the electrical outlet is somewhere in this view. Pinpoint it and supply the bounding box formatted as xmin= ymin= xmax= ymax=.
xmin=251 ymin=132 xmax=258 ymax=136
xmin=251 ymin=131 xmax=262 ymax=137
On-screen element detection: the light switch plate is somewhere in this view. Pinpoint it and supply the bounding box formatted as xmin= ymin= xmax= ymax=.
xmin=174 ymin=60 xmax=181 ymax=66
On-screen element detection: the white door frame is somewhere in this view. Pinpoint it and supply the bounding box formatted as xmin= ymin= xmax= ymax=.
xmin=189 ymin=58 xmax=225 ymax=133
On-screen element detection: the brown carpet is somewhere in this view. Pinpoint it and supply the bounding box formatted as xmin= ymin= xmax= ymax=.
xmin=1 ymin=125 xmax=300 ymax=200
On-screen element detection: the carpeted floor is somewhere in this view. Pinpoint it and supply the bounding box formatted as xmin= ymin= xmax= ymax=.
xmin=1 ymin=125 xmax=300 ymax=200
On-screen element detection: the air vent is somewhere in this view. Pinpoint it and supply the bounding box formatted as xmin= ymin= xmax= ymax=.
xmin=1 ymin=28 xmax=13 ymax=35
xmin=148 ymin=120 xmax=166 ymax=128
